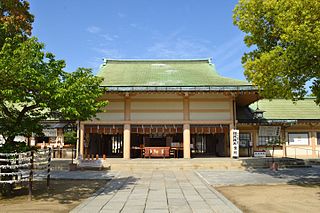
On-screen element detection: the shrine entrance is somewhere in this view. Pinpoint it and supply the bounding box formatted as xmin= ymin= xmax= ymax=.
xmin=84 ymin=125 xmax=123 ymax=158
xmin=190 ymin=125 xmax=229 ymax=157
xmin=130 ymin=125 xmax=183 ymax=158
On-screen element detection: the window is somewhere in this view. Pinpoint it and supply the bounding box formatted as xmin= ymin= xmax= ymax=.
xmin=258 ymin=136 xmax=280 ymax=146
xmin=288 ymin=132 xmax=309 ymax=145
xmin=317 ymin=132 xmax=320 ymax=145
xmin=240 ymin=133 xmax=251 ymax=147
xmin=258 ymin=126 xmax=281 ymax=146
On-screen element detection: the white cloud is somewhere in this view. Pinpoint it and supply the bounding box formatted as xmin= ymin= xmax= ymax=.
xmin=212 ymin=35 xmax=245 ymax=64
xmin=147 ymin=37 xmax=214 ymax=59
xmin=117 ymin=12 xmax=126 ymax=18
xmin=87 ymin=47 xmax=125 ymax=73
xmin=86 ymin=57 xmax=104 ymax=73
xmin=100 ymin=34 xmax=115 ymax=41
xmin=210 ymin=34 xmax=248 ymax=79
xmin=130 ymin=23 xmax=138 ymax=28
xmin=217 ymin=58 xmax=245 ymax=79
xmin=86 ymin=26 xmax=102 ymax=34
xmin=145 ymin=29 xmax=213 ymax=58
xmin=145 ymin=30 xmax=247 ymax=80
xmin=92 ymin=47 xmax=124 ymax=59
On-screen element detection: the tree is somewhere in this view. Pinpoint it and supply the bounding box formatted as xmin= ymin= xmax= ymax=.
xmin=233 ymin=0 xmax=320 ymax=104
xmin=0 ymin=0 xmax=34 ymax=48
xmin=63 ymin=131 xmax=77 ymax=145
xmin=266 ymin=138 xmax=285 ymax=171
xmin=0 ymin=36 xmax=107 ymax=144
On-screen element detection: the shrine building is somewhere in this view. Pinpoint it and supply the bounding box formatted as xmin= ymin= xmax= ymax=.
xmin=78 ymin=59 xmax=320 ymax=159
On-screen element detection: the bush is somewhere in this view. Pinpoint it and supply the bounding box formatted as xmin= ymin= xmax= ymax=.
xmin=64 ymin=131 xmax=77 ymax=145
xmin=0 ymin=141 xmax=36 ymax=153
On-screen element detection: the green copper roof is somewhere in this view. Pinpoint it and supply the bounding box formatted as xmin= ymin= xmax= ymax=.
xmin=97 ymin=59 xmax=251 ymax=87
xmin=249 ymin=98 xmax=320 ymax=120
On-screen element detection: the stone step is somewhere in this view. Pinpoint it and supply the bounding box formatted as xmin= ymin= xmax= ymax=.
xmin=50 ymin=159 xmax=73 ymax=171
xmin=241 ymin=157 xmax=310 ymax=169
xmin=305 ymin=159 xmax=320 ymax=166
xmin=77 ymin=158 xmax=245 ymax=171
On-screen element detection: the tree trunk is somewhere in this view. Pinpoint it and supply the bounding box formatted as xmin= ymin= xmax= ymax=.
xmin=272 ymin=146 xmax=275 ymax=163
xmin=271 ymin=145 xmax=278 ymax=171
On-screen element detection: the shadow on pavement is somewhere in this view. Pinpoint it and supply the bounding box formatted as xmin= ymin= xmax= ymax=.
xmin=247 ymin=166 xmax=320 ymax=186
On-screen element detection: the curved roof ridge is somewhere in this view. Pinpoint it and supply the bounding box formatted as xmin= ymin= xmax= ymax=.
xmin=103 ymin=58 xmax=211 ymax=63
xmin=98 ymin=58 xmax=252 ymax=87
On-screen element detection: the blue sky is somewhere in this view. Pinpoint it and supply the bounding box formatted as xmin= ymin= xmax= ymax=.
xmin=29 ymin=0 xmax=249 ymax=80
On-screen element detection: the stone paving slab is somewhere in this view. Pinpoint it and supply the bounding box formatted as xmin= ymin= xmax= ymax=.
xmin=196 ymin=166 xmax=320 ymax=186
xmin=71 ymin=170 xmax=241 ymax=213
xmin=34 ymin=170 xmax=116 ymax=180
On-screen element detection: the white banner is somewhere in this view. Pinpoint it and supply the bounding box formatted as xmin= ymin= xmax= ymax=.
xmin=231 ymin=129 xmax=239 ymax=158
xmin=288 ymin=133 xmax=309 ymax=145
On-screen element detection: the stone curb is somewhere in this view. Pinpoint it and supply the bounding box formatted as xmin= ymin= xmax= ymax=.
xmin=194 ymin=171 xmax=242 ymax=213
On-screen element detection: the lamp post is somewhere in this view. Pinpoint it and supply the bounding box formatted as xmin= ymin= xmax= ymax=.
xmin=253 ymin=101 xmax=265 ymax=120
xmin=253 ymin=100 xmax=264 ymax=158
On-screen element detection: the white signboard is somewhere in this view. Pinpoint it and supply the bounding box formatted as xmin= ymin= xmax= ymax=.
xmin=254 ymin=151 xmax=267 ymax=158
xmin=231 ymin=129 xmax=239 ymax=158
xmin=43 ymin=129 xmax=57 ymax=137
xmin=288 ymin=133 xmax=309 ymax=145
xmin=259 ymin=126 xmax=281 ymax=137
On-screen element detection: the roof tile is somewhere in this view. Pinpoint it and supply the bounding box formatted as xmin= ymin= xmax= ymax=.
xmin=97 ymin=59 xmax=251 ymax=87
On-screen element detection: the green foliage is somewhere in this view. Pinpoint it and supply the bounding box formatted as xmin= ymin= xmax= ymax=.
xmin=0 ymin=36 xmax=107 ymax=143
xmin=266 ymin=138 xmax=285 ymax=161
xmin=63 ymin=131 xmax=77 ymax=145
xmin=0 ymin=0 xmax=106 ymax=144
xmin=233 ymin=0 xmax=320 ymax=104
xmin=0 ymin=141 xmax=36 ymax=153
xmin=57 ymin=68 xmax=108 ymax=121
xmin=266 ymin=138 xmax=285 ymax=147
xmin=0 ymin=0 xmax=34 ymax=48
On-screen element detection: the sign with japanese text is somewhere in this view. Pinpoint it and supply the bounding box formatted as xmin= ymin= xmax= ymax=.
xmin=231 ymin=129 xmax=239 ymax=158
xmin=43 ymin=129 xmax=57 ymax=137
xmin=254 ymin=151 xmax=267 ymax=157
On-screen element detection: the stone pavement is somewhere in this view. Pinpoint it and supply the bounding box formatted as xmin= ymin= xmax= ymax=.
xmin=70 ymin=170 xmax=241 ymax=213
xmin=33 ymin=170 xmax=116 ymax=181
xmin=196 ymin=166 xmax=320 ymax=186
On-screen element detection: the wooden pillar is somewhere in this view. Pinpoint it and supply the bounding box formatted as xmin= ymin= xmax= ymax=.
xmin=282 ymin=128 xmax=287 ymax=157
xmin=183 ymin=93 xmax=189 ymax=121
xmin=124 ymin=124 xmax=131 ymax=159
xmin=252 ymin=129 xmax=258 ymax=152
xmin=311 ymin=131 xmax=317 ymax=158
xmin=183 ymin=124 xmax=190 ymax=159
xmin=79 ymin=123 xmax=84 ymax=157
xmin=124 ymin=93 xmax=131 ymax=121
